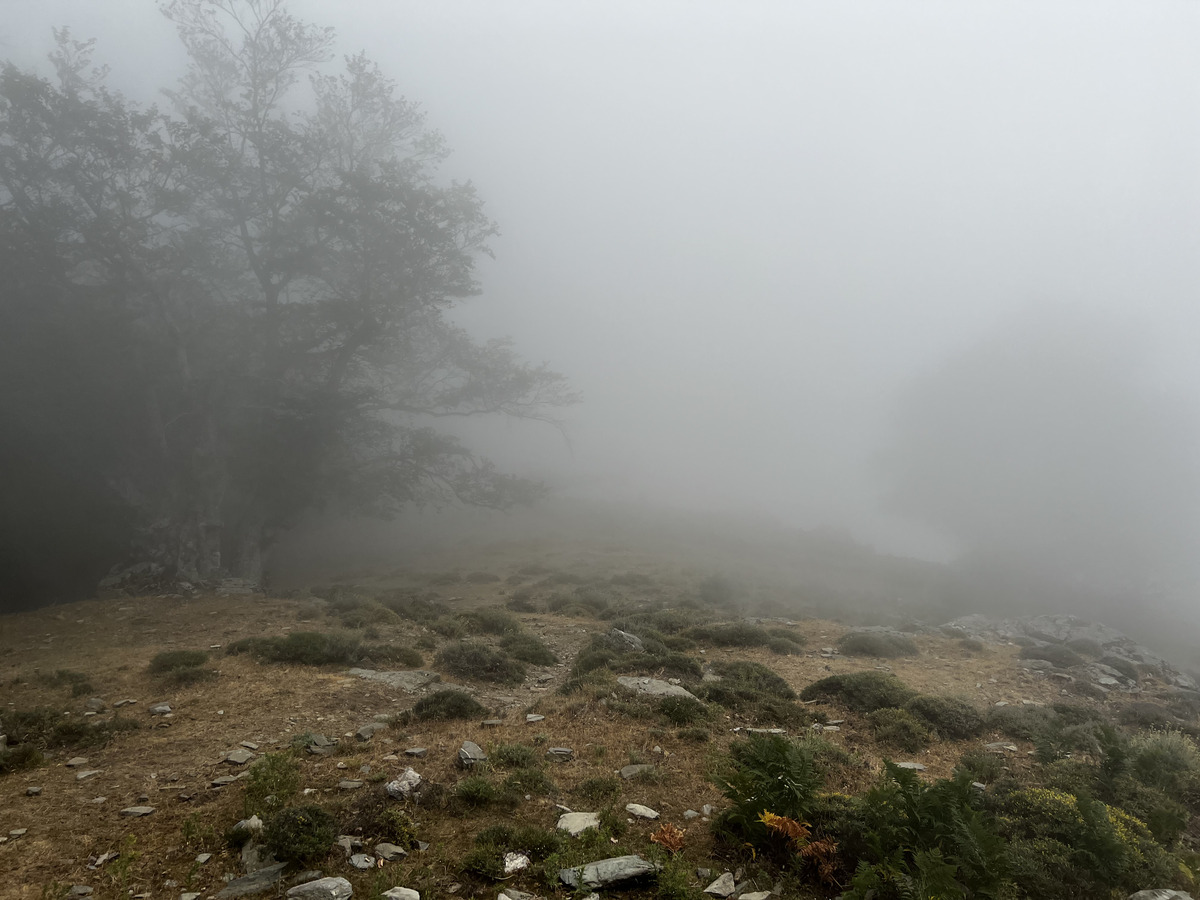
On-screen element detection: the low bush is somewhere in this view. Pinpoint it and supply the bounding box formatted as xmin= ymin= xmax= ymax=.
xmin=709 ymin=660 xmax=796 ymax=699
xmin=1 ymin=707 xmax=139 ymax=750
xmin=574 ymin=775 xmax=621 ymax=805
xmin=837 ymin=631 xmax=918 ymax=658
xmin=678 ymin=726 xmax=710 ymax=743
xmin=800 ymin=672 xmax=916 ymax=713
xmin=435 ymin=642 xmax=526 ymax=685
xmin=686 ymin=621 xmax=771 ymax=648
xmin=658 ymin=696 xmax=710 ymax=726
xmin=868 ymin=707 xmax=930 ymax=752
xmin=461 ymin=608 xmax=522 ymax=635
xmin=263 ymin=805 xmax=338 ymax=863
xmin=711 ymin=733 xmax=819 ymax=849
xmin=502 ymin=767 xmax=556 ymax=797
xmin=500 ymin=632 xmax=558 ymax=666
xmin=988 ymin=704 xmax=1059 ymax=741
xmin=406 ymin=690 xmax=486 ymax=722
xmin=956 ymin=748 xmax=1003 ymax=784
xmin=0 ymin=742 xmax=43 ymax=774
xmin=767 ymin=638 xmax=804 ymax=656
xmin=148 ymin=650 xmax=209 ymax=673
xmin=375 ymin=807 xmax=420 ymax=847
xmin=958 ymin=637 xmax=984 ymax=652
xmin=697 ymin=662 xmax=806 ymax=727
xmin=454 ymin=775 xmax=500 ymax=808
xmin=380 ymin=594 xmax=451 ymax=623
xmin=1127 ymin=729 xmax=1200 ymax=795
xmin=490 ymin=743 xmax=538 ymax=768
xmin=1018 ymin=644 xmax=1085 ymax=669
xmin=40 ymin=669 xmax=94 ymax=696
xmin=226 ymin=631 xmax=411 ymax=666
xmin=1118 ymin=701 xmax=1180 ymax=730
xmin=905 ymin=695 xmax=985 ymax=740
xmin=243 ymin=752 xmax=302 ymax=816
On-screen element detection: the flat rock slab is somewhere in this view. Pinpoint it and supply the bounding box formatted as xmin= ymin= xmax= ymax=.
xmin=894 ymin=762 xmax=926 ymax=771
xmin=226 ymin=748 xmax=255 ymax=765
xmin=348 ymin=668 xmax=442 ymax=692
xmin=525 ymin=714 xmax=545 ymax=723
xmin=481 ymin=719 xmax=504 ymax=727
xmin=216 ymin=862 xmax=287 ymax=898
xmin=338 ymin=780 xmax=364 ymax=790
xmin=560 ymin=855 xmax=660 ymax=889
xmin=405 ymin=748 xmax=428 ymax=758
xmin=626 ymin=803 xmax=659 ymax=819
xmin=65 ymin=757 xmax=88 ymax=767
xmin=1127 ymin=892 xmax=1195 ymax=900
xmin=620 ymin=764 xmax=655 ymax=779
xmin=357 ymin=723 xmax=388 ymax=742
xmin=547 ymin=747 xmax=574 ymax=761
xmin=349 ymin=853 xmax=375 ymax=869
xmin=375 ymin=842 xmax=408 ymax=861
xmin=148 ymin=703 xmax=171 ymax=715
xmin=617 ymin=676 xmax=698 ymax=700
xmin=119 ymin=806 xmax=155 ymax=817
xmin=382 ymin=889 xmax=420 ymax=900
xmin=458 ymin=741 xmax=487 ymax=768
xmin=286 ymin=877 xmax=352 ymax=900
xmin=739 ymin=892 xmax=772 ymax=900
xmin=558 ymin=812 xmax=601 ymax=836
xmin=704 ymin=873 xmax=737 ymax=897
xmin=76 ymin=770 xmax=101 ymax=781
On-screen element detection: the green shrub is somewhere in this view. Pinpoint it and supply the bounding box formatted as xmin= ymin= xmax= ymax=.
xmin=461 ymin=845 xmax=504 ymax=879
xmin=503 ymin=767 xmax=556 ymax=797
xmin=573 ymin=775 xmax=621 ymax=805
xmin=41 ymin=669 xmax=93 ymax=696
xmin=500 ymin=633 xmax=558 ymax=666
xmin=1018 ymin=644 xmax=1085 ymax=668
xmin=1118 ymin=701 xmax=1180 ymax=730
xmin=837 ymin=631 xmax=918 ymax=658
xmin=800 ymin=672 xmax=916 ymax=713
xmin=1128 ymin=729 xmax=1200 ymax=795
xmin=0 ymin=742 xmax=44 ymax=774
xmin=375 ymin=807 xmax=419 ymax=847
xmin=455 ymin=775 xmax=499 ymax=808
xmin=491 ymin=743 xmax=538 ymax=768
xmin=263 ymin=805 xmax=337 ymax=863
xmin=381 ymin=595 xmax=452 ymax=623
xmin=712 ymin=734 xmax=819 ymax=849
xmin=767 ymin=626 xmax=805 ymax=646
xmin=687 ymin=622 xmax=771 ymax=647
xmin=227 ymin=631 xmax=362 ymax=665
xmin=1 ymin=707 xmax=139 ymax=750
xmin=147 ymin=650 xmax=209 ymax=673
xmin=474 ymin=824 xmax=514 ymax=847
xmin=767 ymin=638 xmax=804 ymax=656
xmin=868 ymin=707 xmax=930 ymax=752
xmin=958 ymin=637 xmax=984 ymax=652
xmin=435 ymin=641 xmax=526 ymax=685
xmin=461 ymin=608 xmax=522 ymax=635
xmin=243 ymin=751 xmax=301 ymax=815
xmin=905 ymin=695 xmax=985 ymax=740
xmin=407 ymin=690 xmax=486 ymax=722
xmin=506 ymin=595 xmax=539 ymax=613
xmin=955 ymin=749 xmax=1002 ymax=784
xmin=711 ymin=660 xmax=796 ymax=699
xmin=988 ymin=704 xmax=1058 ymax=741
xmin=658 ymin=696 xmax=710 ymax=726
xmin=678 ymin=727 xmax=710 ymax=743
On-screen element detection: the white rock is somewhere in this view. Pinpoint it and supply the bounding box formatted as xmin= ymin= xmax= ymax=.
xmin=286 ymin=877 xmax=353 ymax=900
xmin=503 ymin=852 xmax=531 ymax=874
xmin=558 ymin=812 xmax=601 ymax=836
xmin=385 ymin=767 xmax=422 ymax=799
xmin=704 ymin=873 xmax=737 ymax=897
xmin=625 ymin=803 xmax=659 ymax=819
xmin=382 ymin=889 xmax=420 ymax=900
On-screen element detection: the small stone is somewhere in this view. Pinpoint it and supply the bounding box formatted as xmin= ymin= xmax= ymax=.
xmin=10 ymin=828 xmax=28 ymax=837
xmin=894 ymin=762 xmax=926 ymax=771
xmin=113 ymin=699 xmax=136 ymax=708
xmin=68 ymin=888 xmax=93 ymax=897
xmin=149 ymin=702 xmax=172 ymax=715
xmin=375 ymin=842 xmax=408 ymax=861
xmin=286 ymin=876 xmax=353 ymax=900
xmin=525 ymin=714 xmax=545 ymax=723
xmin=619 ymin=764 xmax=655 ymax=779
xmin=195 ymin=853 xmax=212 ymax=863
xmin=76 ymin=770 xmax=101 ymax=781
xmin=182 ymin=894 xmax=201 ymax=900
xmin=225 ymin=748 xmax=255 ymax=765
xmin=120 ymin=806 xmax=155 ymax=817
xmin=696 ymin=868 xmax=712 ymax=880
xmin=557 ymin=812 xmax=601 ymax=836
xmin=66 ymin=757 xmax=88 ymax=767
xmin=337 ymin=835 xmax=364 ymax=855
xmin=240 ymin=741 xmax=260 ymax=750
xmin=684 ymin=809 xmax=699 ymax=819
xmin=349 ymin=853 xmax=375 ymax=869
xmin=385 ymin=767 xmax=422 ymax=799
xmin=338 ymin=780 xmax=364 ymax=790
xmin=89 ymin=796 xmax=106 ymax=804
xmin=625 ymin=803 xmax=659 ymax=819
xmin=212 ymin=775 xmax=239 ymax=786
xmin=382 ymin=889 xmax=420 ymax=900
xmin=739 ymin=892 xmax=772 ymax=900
xmin=481 ymin=719 xmax=504 ymax=727
xmin=546 ymin=747 xmax=574 ymax=761
xmin=26 ymin=786 xmax=42 ymax=796
xmin=356 ymin=723 xmax=388 ymax=742
xmin=404 ymin=748 xmax=428 ymax=758
xmin=704 ymin=873 xmax=737 ymax=897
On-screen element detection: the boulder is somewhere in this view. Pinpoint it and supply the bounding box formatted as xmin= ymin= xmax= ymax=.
xmin=560 ymin=855 xmax=660 ymax=889
xmin=546 ymin=747 xmax=574 ymax=762
xmin=557 ymin=812 xmax=601 ymax=836
xmin=617 ymin=676 xmax=698 ymax=701
xmin=216 ymin=862 xmax=287 ymax=898
xmin=1127 ymin=892 xmax=1195 ymax=900
xmin=385 ymin=767 xmax=422 ymax=799
xmin=375 ymin=843 xmax=408 ymax=861
xmin=356 ymin=723 xmax=388 ymax=742
xmin=458 ymin=741 xmax=487 ymax=768
xmin=286 ymin=878 xmax=352 ymax=900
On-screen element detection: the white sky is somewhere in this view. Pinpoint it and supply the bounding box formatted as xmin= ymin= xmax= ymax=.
xmin=4 ymin=0 xmax=1198 ymax=559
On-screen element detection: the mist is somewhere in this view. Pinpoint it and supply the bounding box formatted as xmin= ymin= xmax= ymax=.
xmin=2 ymin=0 xmax=1199 ymax=635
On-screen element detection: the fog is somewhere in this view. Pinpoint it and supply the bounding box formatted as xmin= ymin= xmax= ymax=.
xmin=3 ymin=2 xmax=1200 ymax=624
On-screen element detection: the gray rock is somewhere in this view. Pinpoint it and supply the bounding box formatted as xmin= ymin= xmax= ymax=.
xmin=149 ymin=702 xmax=172 ymax=715
xmin=894 ymin=762 xmax=926 ymax=771
xmin=610 ymin=628 xmax=644 ymax=652
xmin=619 ymin=764 xmax=655 ymax=779
xmin=76 ymin=770 xmax=100 ymax=781
xmin=241 ymin=840 xmax=277 ymax=874
xmin=375 ymin=842 xmax=408 ymax=861
xmin=349 ymin=853 xmax=375 ymax=869
xmin=525 ymin=714 xmax=545 ymax=723
xmin=498 ymin=891 xmax=536 ymax=900
xmin=182 ymin=894 xmax=201 ymax=900
xmin=696 ymin=868 xmax=712 ymax=880
xmin=458 ymin=741 xmax=487 ymax=768
xmin=503 ymin=851 xmax=531 ymax=874
xmin=216 ymin=863 xmax=287 ymax=897
xmin=357 ymin=723 xmax=388 ymax=742
xmin=65 ymin=757 xmax=88 ymax=767
xmin=336 ymin=836 xmax=363 ymax=855
xmin=113 ymin=699 xmax=136 ymax=708
xmin=557 ymin=812 xmax=601 ymax=836
xmin=546 ymin=747 xmax=574 ymax=761
xmin=1127 ymin=892 xmax=1195 ymax=900
xmin=404 ymin=748 xmax=428 ymax=758
xmin=240 ymin=741 xmax=260 ymax=750
xmin=85 ymin=698 xmax=106 ymax=711
xmin=226 ymin=748 xmax=255 ymax=765
xmin=560 ymin=855 xmax=660 ymax=888
xmin=625 ymin=803 xmax=659 ymax=819
xmin=701 ymin=804 xmax=714 ymax=816
xmin=481 ymin=719 xmax=504 ymax=727
xmin=385 ymin=767 xmax=422 ymax=799
xmin=382 ymin=889 xmax=420 ymax=900
xmin=286 ymin=877 xmax=352 ymax=900
xmin=338 ymin=780 xmax=363 ymax=791
xmin=119 ymin=806 xmax=155 ymax=817
xmin=26 ymin=786 xmax=42 ymax=796
xmin=684 ymin=809 xmax=699 ymax=819
xmin=195 ymin=853 xmax=213 ymax=864
xmin=984 ymin=742 xmax=1018 ymax=752
xmin=739 ymin=893 xmax=773 ymax=900
xmin=704 ymin=873 xmax=737 ymax=897
xmin=617 ymin=675 xmax=698 ymax=701
xmin=348 ymin=668 xmax=442 ymax=692
xmin=212 ymin=775 xmax=239 ymax=786
xmin=233 ymin=815 xmax=264 ymax=836
xmin=68 ymin=888 xmax=93 ymax=897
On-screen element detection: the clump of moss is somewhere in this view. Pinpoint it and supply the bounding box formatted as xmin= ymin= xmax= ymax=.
xmin=837 ymin=631 xmax=918 ymax=658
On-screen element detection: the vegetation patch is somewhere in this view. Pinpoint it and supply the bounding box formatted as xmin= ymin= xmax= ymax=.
xmin=500 ymin=632 xmax=558 ymax=665
xmin=836 ymin=630 xmax=918 ymax=658
xmin=867 ymin=707 xmax=930 ymax=752
xmin=434 ymin=641 xmax=526 ymax=685
xmin=686 ymin=621 xmax=772 ymax=648
xmin=263 ymin=805 xmax=338 ymax=864
xmin=460 ymin=607 xmax=522 ymax=635
xmin=404 ymin=689 xmax=486 ymax=723
xmin=800 ymin=672 xmax=916 ymax=712
xmin=226 ymin=631 xmax=418 ymax=666
xmin=711 ymin=733 xmax=819 ymax=850
xmin=1018 ymin=643 xmax=1085 ymax=668
xmin=1 ymin=707 xmax=138 ymax=753
xmin=658 ymin=696 xmax=711 ymax=726
xmin=243 ymin=751 xmax=302 ymax=816
xmin=905 ymin=695 xmax=985 ymax=739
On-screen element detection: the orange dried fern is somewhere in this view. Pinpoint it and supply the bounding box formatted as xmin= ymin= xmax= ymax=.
xmin=758 ymin=811 xmax=811 ymax=847
xmin=649 ymin=822 xmax=686 ymax=854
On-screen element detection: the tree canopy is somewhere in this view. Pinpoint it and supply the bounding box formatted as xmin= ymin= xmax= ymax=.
xmin=0 ymin=0 xmax=574 ymax=603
